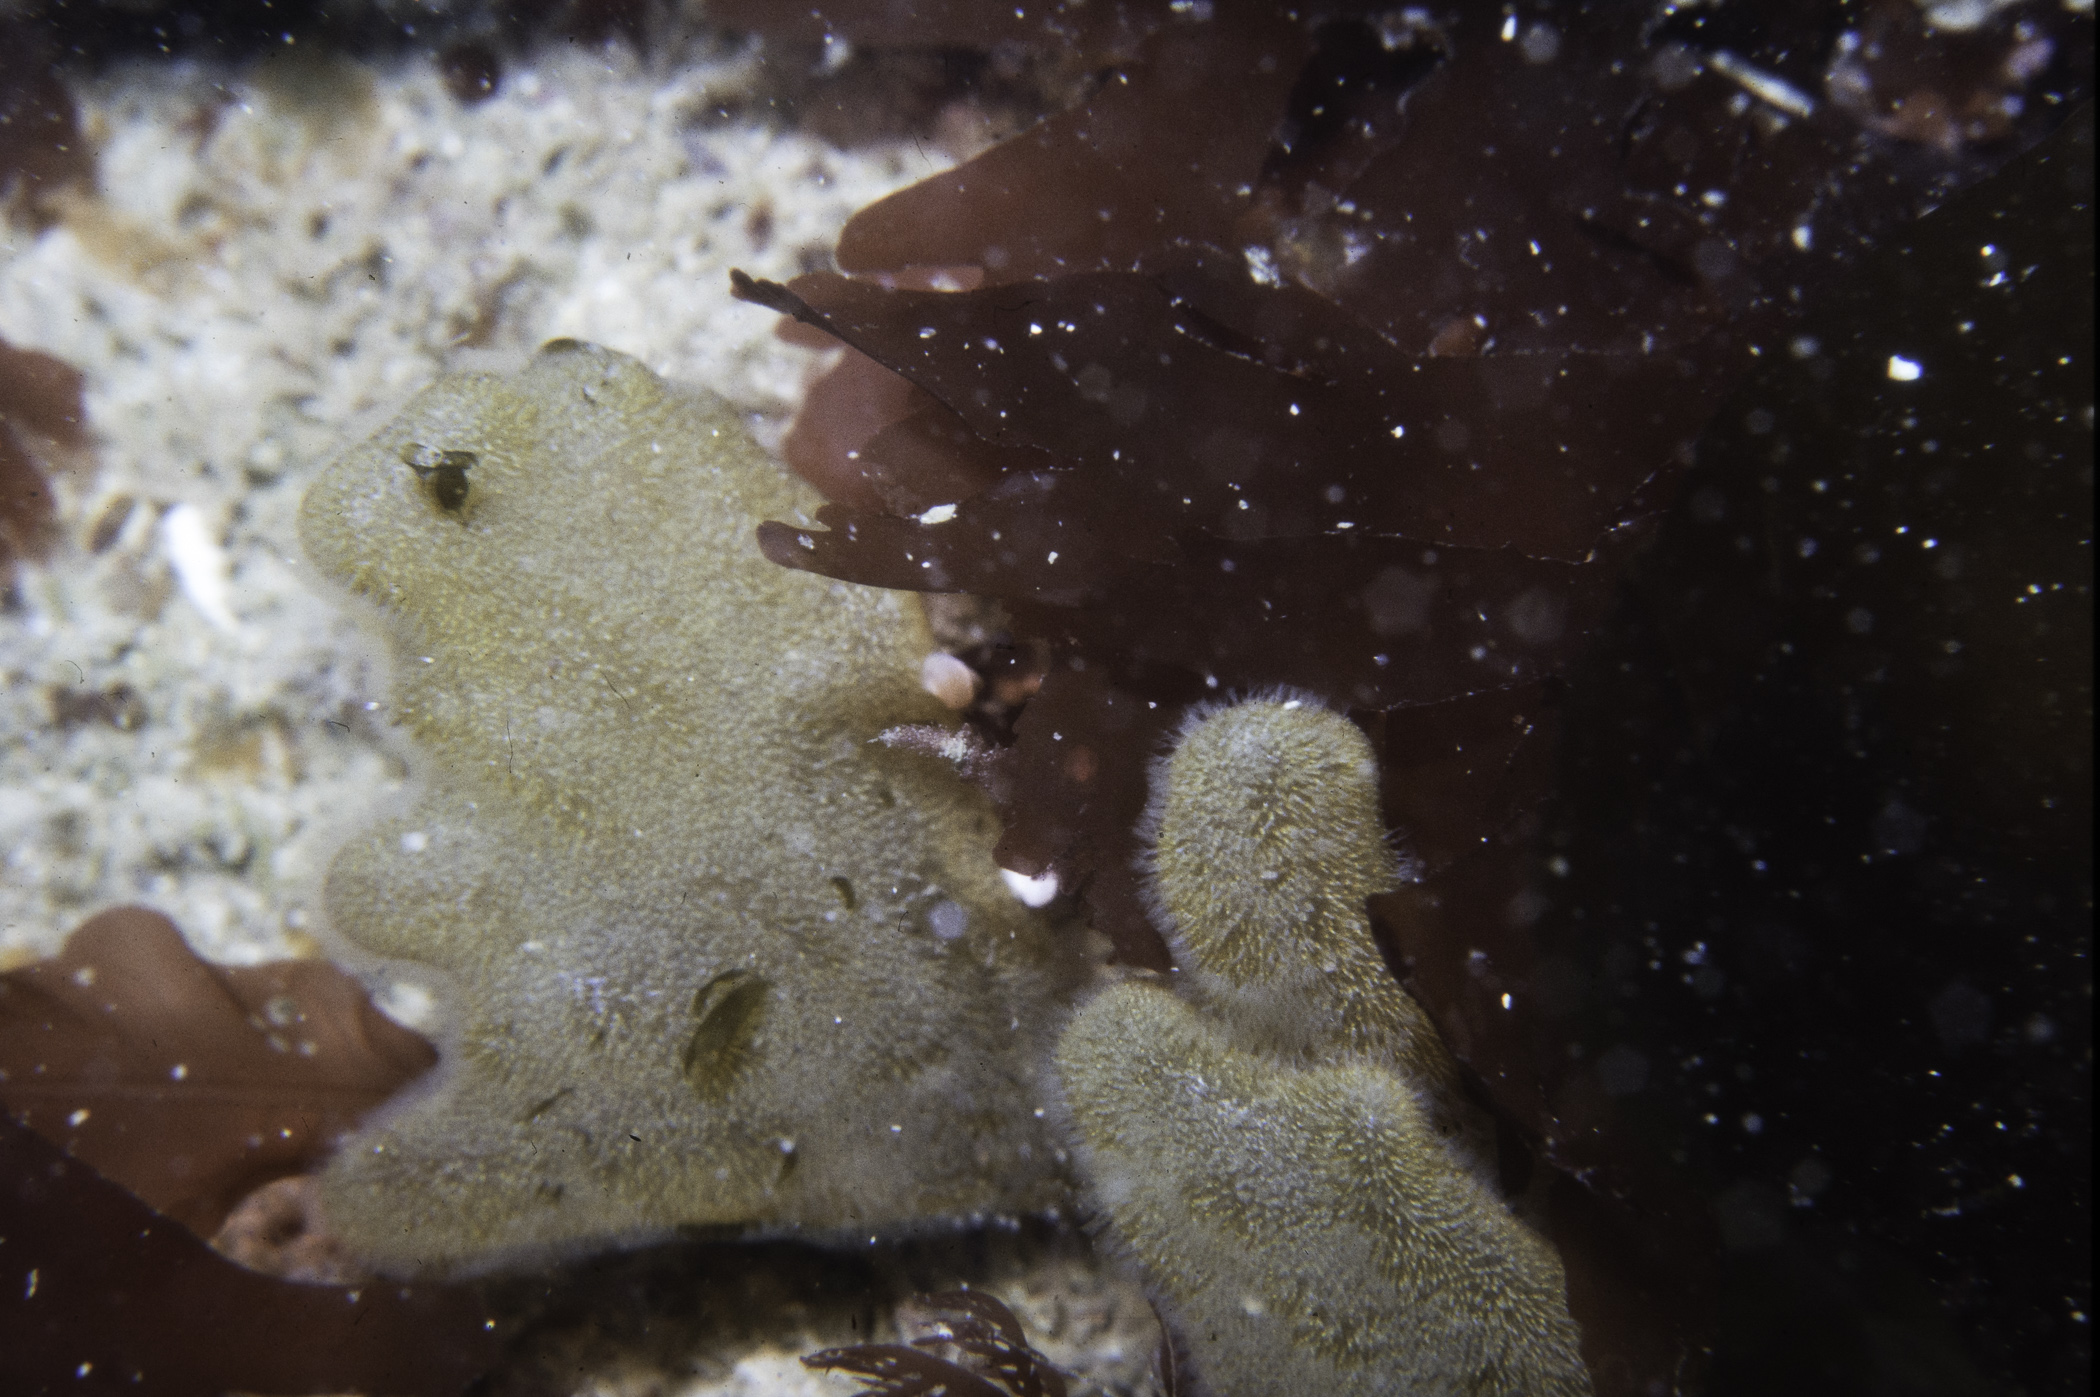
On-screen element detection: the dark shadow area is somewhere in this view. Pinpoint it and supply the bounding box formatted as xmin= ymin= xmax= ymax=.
xmin=1541 ymin=104 xmax=2092 ymax=1397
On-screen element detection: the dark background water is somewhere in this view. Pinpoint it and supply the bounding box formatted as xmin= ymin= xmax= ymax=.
xmin=1546 ymin=105 xmax=2091 ymax=1396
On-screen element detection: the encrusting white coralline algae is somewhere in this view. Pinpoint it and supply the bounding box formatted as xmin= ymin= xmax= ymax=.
xmin=0 ymin=37 xmax=940 ymax=969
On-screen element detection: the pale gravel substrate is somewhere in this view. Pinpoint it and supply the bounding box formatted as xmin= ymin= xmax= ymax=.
xmin=0 ymin=37 xmax=928 ymax=967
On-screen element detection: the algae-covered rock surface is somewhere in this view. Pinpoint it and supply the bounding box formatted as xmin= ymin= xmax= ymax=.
xmin=300 ymin=341 xmax=1078 ymax=1276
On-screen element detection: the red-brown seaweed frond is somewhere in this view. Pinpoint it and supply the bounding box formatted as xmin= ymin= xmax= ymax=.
xmin=804 ymin=1289 xmax=1070 ymax=1397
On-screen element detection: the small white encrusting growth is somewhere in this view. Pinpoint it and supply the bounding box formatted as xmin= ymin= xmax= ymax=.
xmin=1002 ymin=868 xmax=1061 ymax=909
xmin=920 ymin=651 xmax=982 ymax=709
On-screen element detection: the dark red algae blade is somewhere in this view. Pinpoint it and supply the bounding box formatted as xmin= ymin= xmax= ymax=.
xmin=724 ymin=3 xmax=2091 ymax=1391
xmin=0 ymin=1114 xmax=505 ymax=1397
xmin=747 ymin=267 xmax=1731 ymax=561
xmin=0 ymin=906 xmax=438 ymax=1240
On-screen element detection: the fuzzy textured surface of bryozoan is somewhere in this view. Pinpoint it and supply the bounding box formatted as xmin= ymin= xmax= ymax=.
xmin=302 ymin=342 xmax=1080 ymax=1276
xmin=1056 ymin=698 xmax=1591 ymax=1396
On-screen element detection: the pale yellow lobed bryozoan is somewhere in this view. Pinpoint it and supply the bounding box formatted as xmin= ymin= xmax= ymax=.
xmin=1055 ymin=697 xmax=1592 ymax=1397
xmin=1143 ymin=694 xmax=1457 ymax=1082
xmin=300 ymin=341 xmax=1081 ymax=1277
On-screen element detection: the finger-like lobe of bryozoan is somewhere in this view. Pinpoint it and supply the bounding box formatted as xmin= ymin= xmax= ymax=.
xmin=1057 ymin=698 xmax=1590 ymax=1396
xmin=1147 ymin=697 xmax=1447 ymax=1082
